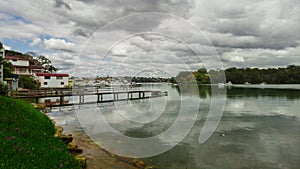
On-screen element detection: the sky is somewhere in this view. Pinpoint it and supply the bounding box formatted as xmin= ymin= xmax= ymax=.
xmin=0 ymin=0 xmax=299 ymax=77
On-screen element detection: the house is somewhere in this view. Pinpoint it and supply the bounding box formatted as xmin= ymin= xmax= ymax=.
xmin=36 ymin=73 xmax=69 ymax=88
xmin=5 ymin=56 xmax=45 ymax=76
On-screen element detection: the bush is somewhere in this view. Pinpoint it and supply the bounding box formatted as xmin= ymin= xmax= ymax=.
xmin=19 ymin=76 xmax=39 ymax=90
xmin=0 ymin=81 xmax=8 ymax=95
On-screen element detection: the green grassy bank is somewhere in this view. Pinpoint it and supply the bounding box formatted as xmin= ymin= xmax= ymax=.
xmin=0 ymin=96 xmax=80 ymax=169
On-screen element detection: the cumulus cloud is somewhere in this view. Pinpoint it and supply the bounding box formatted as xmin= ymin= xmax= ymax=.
xmin=3 ymin=44 xmax=11 ymax=50
xmin=30 ymin=38 xmax=42 ymax=47
xmin=0 ymin=0 xmax=299 ymax=76
xmin=43 ymin=38 xmax=76 ymax=52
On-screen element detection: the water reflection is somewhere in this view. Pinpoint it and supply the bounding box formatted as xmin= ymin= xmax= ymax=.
xmin=49 ymin=84 xmax=300 ymax=169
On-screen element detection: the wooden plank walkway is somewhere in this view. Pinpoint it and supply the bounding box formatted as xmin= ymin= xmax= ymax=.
xmin=11 ymin=88 xmax=168 ymax=107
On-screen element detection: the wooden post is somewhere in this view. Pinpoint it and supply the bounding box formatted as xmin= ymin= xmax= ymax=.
xmin=60 ymin=96 xmax=64 ymax=105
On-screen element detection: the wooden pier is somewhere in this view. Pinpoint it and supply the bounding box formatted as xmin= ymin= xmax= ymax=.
xmin=11 ymin=88 xmax=168 ymax=107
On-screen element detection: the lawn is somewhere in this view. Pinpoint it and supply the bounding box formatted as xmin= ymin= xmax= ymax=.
xmin=0 ymin=96 xmax=80 ymax=169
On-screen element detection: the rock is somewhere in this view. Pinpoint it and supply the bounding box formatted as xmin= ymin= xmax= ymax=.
xmin=145 ymin=165 xmax=159 ymax=169
xmin=68 ymin=142 xmax=83 ymax=154
xmin=68 ymin=142 xmax=78 ymax=149
xmin=55 ymin=126 xmax=63 ymax=135
xmin=55 ymin=126 xmax=73 ymax=144
xmin=57 ymin=134 xmax=73 ymax=144
xmin=50 ymin=119 xmax=56 ymax=125
xmin=135 ymin=160 xmax=145 ymax=168
xmin=132 ymin=159 xmax=146 ymax=168
xmin=220 ymin=133 xmax=225 ymax=137
xmin=75 ymin=155 xmax=87 ymax=168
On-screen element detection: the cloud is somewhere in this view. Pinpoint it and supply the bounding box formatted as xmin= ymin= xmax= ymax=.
xmin=3 ymin=44 xmax=11 ymax=50
xmin=30 ymin=38 xmax=41 ymax=47
xmin=43 ymin=38 xmax=76 ymax=52
xmin=53 ymin=0 xmax=72 ymax=10
xmin=0 ymin=0 xmax=299 ymax=76
xmin=191 ymin=0 xmax=300 ymax=50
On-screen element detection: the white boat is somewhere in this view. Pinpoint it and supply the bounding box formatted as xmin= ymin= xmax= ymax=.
xmin=218 ymin=83 xmax=225 ymax=88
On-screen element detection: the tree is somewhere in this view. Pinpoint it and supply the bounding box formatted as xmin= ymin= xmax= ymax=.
xmin=2 ymin=61 xmax=13 ymax=79
xmin=19 ymin=76 xmax=39 ymax=90
xmin=0 ymin=81 xmax=8 ymax=95
xmin=0 ymin=43 xmax=13 ymax=79
xmin=46 ymin=65 xmax=58 ymax=73
xmin=37 ymin=55 xmax=52 ymax=65
xmin=37 ymin=55 xmax=58 ymax=73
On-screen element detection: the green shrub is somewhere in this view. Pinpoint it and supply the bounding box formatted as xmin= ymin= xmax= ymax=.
xmin=0 ymin=82 xmax=8 ymax=95
xmin=19 ymin=76 xmax=39 ymax=90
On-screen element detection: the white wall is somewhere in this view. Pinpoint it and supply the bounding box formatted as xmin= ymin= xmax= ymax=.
xmin=37 ymin=75 xmax=68 ymax=88
xmin=9 ymin=60 xmax=29 ymax=67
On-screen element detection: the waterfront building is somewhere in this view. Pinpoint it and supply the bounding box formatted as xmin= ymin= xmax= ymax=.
xmin=5 ymin=56 xmax=44 ymax=76
xmin=36 ymin=73 xmax=69 ymax=88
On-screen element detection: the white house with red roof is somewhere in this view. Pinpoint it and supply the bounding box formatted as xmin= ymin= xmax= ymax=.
xmin=36 ymin=73 xmax=69 ymax=88
xmin=4 ymin=55 xmax=69 ymax=88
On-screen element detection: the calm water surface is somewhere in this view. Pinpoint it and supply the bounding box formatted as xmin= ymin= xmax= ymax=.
xmin=49 ymin=84 xmax=300 ymax=169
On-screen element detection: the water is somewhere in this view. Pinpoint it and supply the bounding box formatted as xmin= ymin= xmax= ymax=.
xmin=49 ymin=84 xmax=300 ymax=169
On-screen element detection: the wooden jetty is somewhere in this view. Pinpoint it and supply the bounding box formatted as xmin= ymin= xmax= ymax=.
xmin=11 ymin=88 xmax=168 ymax=107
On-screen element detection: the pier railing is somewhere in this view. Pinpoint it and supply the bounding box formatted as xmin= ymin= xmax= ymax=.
xmin=11 ymin=88 xmax=168 ymax=107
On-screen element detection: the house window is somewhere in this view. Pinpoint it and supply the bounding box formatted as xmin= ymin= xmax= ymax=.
xmin=56 ymin=76 xmax=63 ymax=79
xmin=61 ymin=82 xmax=64 ymax=85
xmin=44 ymin=82 xmax=48 ymax=85
xmin=45 ymin=76 xmax=50 ymax=79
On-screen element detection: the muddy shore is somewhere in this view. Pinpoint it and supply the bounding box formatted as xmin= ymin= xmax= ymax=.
xmin=72 ymin=131 xmax=145 ymax=169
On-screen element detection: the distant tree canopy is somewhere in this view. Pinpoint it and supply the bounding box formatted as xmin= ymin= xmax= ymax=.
xmin=131 ymin=77 xmax=169 ymax=83
xmin=5 ymin=50 xmax=23 ymax=56
xmin=224 ymin=65 xmax=300 ymax=84
xmin=173 ymin=65 xmax=300 ymax=84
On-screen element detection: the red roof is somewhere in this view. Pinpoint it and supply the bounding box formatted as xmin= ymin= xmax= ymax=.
xmin=36 ymin=73 xmax=69 ymax=77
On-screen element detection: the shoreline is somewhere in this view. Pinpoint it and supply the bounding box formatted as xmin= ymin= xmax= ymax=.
xmin=44 ymin=110 xmax=149 ymax=169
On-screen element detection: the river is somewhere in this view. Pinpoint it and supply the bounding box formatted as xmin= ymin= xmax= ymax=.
xmin=49 ymin=83 xmax=300 ymax=169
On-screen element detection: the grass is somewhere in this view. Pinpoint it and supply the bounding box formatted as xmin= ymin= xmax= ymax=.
xmin=0 ymin=96 xmax=80 ymax=169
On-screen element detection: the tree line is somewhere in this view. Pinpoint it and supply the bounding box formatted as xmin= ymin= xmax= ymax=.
xmin=174 ymin=65 xmax=300 ymax=84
